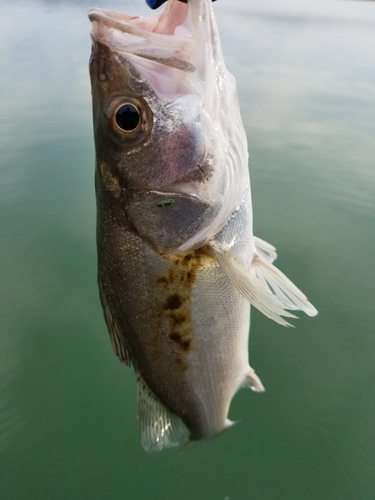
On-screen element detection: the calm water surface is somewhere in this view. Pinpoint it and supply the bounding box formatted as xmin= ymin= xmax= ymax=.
xmin=1 ymin=0 xmax=375 ymax=498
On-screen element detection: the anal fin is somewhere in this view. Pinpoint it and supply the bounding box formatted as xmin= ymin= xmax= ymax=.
xmin=137 ymin=373 xmax=188 ymax=452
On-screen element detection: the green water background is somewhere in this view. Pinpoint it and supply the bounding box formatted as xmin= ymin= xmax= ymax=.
xmin=1 ymin=0 xmax=375 ymax=498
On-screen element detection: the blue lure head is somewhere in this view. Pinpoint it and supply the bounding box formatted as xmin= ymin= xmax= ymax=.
xmin=146 ymin=0 xmax=216 ymax=10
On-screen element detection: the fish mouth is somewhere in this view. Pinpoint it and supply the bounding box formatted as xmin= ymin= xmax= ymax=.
xmin=88 ymin=1 xmax=195 ymax=72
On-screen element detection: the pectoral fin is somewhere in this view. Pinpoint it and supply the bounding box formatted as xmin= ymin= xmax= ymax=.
xmin=251 ymin=254 xmax=318 ymax=316
xmin=210 ymin=243 xmax=317 ymax=326
xmin=137 ymin=373 xmax=188 ymax=452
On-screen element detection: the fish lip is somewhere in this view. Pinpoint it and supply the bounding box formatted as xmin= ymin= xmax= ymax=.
xmin=88 ymin=2 xmax=189 ymax=43
xmin=88 ymin=8 xmax=155 ymax=42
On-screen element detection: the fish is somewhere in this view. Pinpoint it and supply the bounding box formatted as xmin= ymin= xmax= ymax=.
xmin=88 ymin=0 xmax=317 ymax=452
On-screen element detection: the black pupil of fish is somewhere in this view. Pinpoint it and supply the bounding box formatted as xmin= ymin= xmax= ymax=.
xmin=115 ymin=104 xmax=140 ymax=131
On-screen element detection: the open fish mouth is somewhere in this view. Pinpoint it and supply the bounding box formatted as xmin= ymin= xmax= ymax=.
xmin=88 ymin=1 xmax=196 ymax=72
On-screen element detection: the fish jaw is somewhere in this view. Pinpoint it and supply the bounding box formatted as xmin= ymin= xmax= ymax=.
xmin=88 ymin=0 xmax=251 ymax=253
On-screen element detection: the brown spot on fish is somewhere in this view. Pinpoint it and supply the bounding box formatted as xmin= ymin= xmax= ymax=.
xmin=169 ymin=312 xmax=186 ymax=328
xmin=154 ymin=246 xmax=215 ymax=372
xmin=186 ymin=270 xmax=193 ymax=283
xmin=165 ymin=294 xmax=183 ymax=310
xmin=156 ymin=276 xmax=168 ymax=287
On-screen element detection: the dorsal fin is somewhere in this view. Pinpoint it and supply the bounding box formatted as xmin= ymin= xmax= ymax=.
xmin=137 ymin=373 xmax=188 ymax=452
xmin=98 ymin=279 xmax=131 ymax=365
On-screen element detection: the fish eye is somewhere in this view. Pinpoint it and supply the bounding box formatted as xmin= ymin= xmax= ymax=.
xmin=104 ymin=95 xmax=152 ymax=145
xmin=115 ymin=104 xmax=140 ymax=132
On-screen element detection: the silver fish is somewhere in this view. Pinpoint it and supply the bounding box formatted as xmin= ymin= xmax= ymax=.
xmin=88 ymin=0 xmax=317 ymax=451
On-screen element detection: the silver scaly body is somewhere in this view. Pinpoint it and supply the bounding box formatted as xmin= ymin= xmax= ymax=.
xmin=89 ymin=0 xmax=317 ymax=451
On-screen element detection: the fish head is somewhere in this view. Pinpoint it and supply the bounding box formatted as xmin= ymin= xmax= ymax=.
xmin=89 ymin=0 xmax=248 ymax=253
